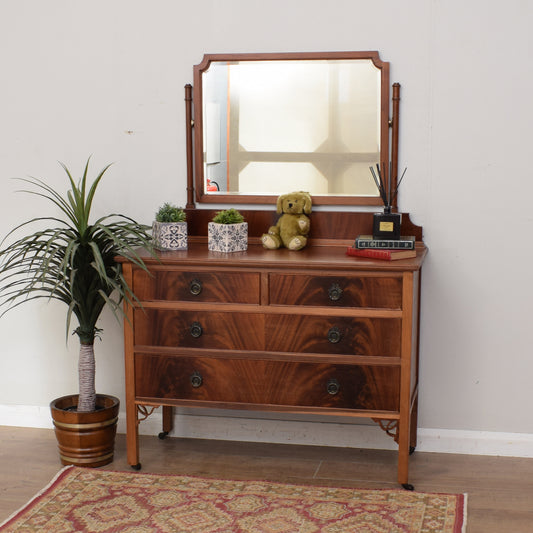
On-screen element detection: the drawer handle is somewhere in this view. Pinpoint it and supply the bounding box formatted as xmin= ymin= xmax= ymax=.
xmin=327 ymin=326 xmax=342 ymax=344
xmin=190 ymin=321 xmax=203 ymax=338
xmin=190 ymin=279 xmax=203 ymax=296
xmin=328 ymin=283 xmax=343 ymax=302
xmin=190 ymin=371 xmax=203 ymax=388
xmin=327 ymin=378 xmax=340 ymax=395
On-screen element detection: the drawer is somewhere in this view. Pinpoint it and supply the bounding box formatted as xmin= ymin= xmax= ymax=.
xmin=134 ymin=309 xmax=264 ymax=351
xmin=133 ymin=269 xmax=260 ymax=304
xmin=135 ymin=354 xmax=400 ymax=412
xmin=266 ymin=315 xmax=401 ymax=357
xmin=269 ymin=273 xmax=402 ymax=309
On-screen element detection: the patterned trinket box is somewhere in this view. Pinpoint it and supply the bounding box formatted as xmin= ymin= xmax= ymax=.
xmin=208 ymin=222 xmax=248 ymax=253
xmin=152 ymin=221 xmax=188 ymax=250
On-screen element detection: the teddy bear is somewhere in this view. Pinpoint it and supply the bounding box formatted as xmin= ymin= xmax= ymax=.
xmin=261 ymin=191 xmax=312 ymax=251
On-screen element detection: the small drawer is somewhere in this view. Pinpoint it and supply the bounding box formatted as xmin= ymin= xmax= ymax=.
xmin=134 ymin=354 xmax=400 ymax=412
xmin=269 ymin=273 xmax=402 ymax=309
xmin=266 ymin=315 xmax=401 ymax=357
xmin=134 ymin=309 xmax=264 ymax=351
xmin=133 ymin=269 xmax=260 ymax=304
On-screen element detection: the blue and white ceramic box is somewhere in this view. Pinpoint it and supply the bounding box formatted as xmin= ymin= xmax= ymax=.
xmin=208 ymin=222 xmax=248 ymax=253
xmin=152 ymin=221 xmax=188 ymax=250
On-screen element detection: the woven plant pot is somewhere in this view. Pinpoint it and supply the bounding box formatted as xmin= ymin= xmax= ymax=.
xmin=50 ymin=394 xmax=119 ymax=468
xmin=208 ymin=222 xmax=248 ymax=253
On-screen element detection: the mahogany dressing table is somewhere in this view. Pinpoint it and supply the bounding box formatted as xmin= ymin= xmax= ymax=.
xmin=118 ymin=52 xmax=426 ymax=489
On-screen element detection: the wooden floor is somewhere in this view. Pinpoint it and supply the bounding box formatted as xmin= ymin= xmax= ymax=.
xmin=1 ymin=426 xmax=532 ymax=532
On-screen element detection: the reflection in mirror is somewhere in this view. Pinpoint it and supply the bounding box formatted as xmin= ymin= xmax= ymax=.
xmin=194 ymin=53 xmax=391 ymax=206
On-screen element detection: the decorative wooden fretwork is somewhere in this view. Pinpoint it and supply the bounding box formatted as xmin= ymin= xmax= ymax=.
xmin=373 ymin=418 xmax=399 ymax=443
xmin=137 ymin=405 xmax=158 ymax=425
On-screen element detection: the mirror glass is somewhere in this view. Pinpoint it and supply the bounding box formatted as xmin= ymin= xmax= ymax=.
xmin=194 ymin=53 xmax=390 ymax=205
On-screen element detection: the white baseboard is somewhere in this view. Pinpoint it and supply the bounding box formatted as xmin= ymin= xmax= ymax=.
xmin=1 ymin=404 xmax=532 ymax=458
xmin=0 ymin=404 xmax=55 ymax=429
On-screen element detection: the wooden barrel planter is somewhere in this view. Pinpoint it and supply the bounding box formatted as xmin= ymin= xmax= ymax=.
xmin=50 ymin=394 xmax=119 ymax=468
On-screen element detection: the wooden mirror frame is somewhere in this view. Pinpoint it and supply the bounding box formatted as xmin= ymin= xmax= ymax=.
xmin=186 ymin=51 xmax=400 ymax=208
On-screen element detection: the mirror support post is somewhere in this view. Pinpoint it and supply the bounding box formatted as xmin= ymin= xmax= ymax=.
xmin=185 ymin=84 xmax=195 ymax=209
xmin=391 ymin=83 xmax=401 ymax=208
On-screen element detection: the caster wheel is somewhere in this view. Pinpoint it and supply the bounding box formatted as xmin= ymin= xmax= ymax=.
xmin=402 ymin=483 xmax=415 ymax=491
xmin=409 ymin=446 xmax=416 ymax=455
xmin=131 ymin=463 xmax=141 ymax=471
xmin=158 ymin=431 xmax=169 ymax=440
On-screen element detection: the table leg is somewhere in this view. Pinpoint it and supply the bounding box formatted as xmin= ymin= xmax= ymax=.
xmin=159 ymin=406 xmax=174 ymax=439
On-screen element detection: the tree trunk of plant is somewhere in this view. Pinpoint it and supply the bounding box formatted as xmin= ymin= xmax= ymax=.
xmin=78 ymin=342 xmax=96 ymax=412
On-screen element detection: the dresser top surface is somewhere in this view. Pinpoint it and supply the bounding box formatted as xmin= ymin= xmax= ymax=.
xmin=120 ymin=243 xmax=427 ymax=272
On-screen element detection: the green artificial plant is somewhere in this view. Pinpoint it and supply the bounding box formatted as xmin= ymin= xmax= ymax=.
xmin=212 ymin=208 xmax=244 ymax=224
xmin=155 ymin=203 xmax=186 ymax=223
xmin=0 ymin=158 xmax=154 ymax=412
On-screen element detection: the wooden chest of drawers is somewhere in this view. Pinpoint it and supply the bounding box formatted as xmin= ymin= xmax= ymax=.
xmin=120 ymin=243 xmax=426 ymax=488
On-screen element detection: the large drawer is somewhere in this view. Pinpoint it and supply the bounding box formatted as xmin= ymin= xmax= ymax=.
xmin=269 ymin=273 xmax=402 ymax=309
xmin=266 ymin=315 xmax=401 ymax=357
xmin=133 ymin=269 xmax=260 ymax=304
xmin=135 ymin=354 xmax=400 ymax=412
xmin=134 ymin=309 xmax=400 ymax=357
xmin=134 ymin=309 xmax=264 ymax=351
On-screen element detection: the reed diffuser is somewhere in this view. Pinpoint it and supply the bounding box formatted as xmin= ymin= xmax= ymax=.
xmin=369 ymin=163 xmax=407 ymax=240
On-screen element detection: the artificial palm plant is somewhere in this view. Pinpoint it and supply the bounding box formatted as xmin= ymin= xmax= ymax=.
xmin=0 ymin=158 xmax=154 ymax=413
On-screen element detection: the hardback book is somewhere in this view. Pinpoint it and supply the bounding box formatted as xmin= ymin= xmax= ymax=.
xmin=355 ymin=235 xmax=415 ymax=250
xmin=346 ymin=247 xmax=416 ymax=261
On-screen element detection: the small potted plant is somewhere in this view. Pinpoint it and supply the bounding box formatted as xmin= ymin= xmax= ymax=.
xmin=208 ymin=208 xmax=248 ymax=252
xmin=152 ymin=203 xmax=187 ymax=250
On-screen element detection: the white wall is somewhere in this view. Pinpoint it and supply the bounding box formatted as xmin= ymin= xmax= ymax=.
xmin=1 ymin=0 xmax=532 ymax=453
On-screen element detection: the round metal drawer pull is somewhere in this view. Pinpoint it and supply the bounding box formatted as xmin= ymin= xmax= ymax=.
xmin=190 ymin=321 xmax=203 ymax=338
xmin=189 ymin=279 xmax=202 ymax=296
xmin=327 ymin=326 xmax=342 ymax=344
xmin=190 ymin=371 xmax=203 ymax=388
xmin=327 ymin=378 xmax=340 ymax=395
xmin=328 ymin=283 xmax=343 ymax=301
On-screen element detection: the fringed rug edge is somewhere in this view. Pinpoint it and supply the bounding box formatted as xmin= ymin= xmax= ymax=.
xmin=459 ymin=493 xmax=468 ymax=533
xmin=0 ymin=465 xmax=75 ymax=530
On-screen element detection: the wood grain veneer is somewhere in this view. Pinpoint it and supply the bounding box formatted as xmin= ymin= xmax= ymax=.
xmin=134 ymin=354 xmax=400 ymax=411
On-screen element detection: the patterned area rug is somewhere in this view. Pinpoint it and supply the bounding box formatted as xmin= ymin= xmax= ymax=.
xmin=0 ymin=466 xmax=466 ymax=532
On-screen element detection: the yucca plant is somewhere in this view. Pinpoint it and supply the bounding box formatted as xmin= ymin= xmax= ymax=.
xmin=0 ymin=158 xmax=154 ymax=412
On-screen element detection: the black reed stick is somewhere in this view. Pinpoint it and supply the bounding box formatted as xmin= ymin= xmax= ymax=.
xmin=390 ymin=167 xmax=407 ymax=205
xmin=369 ymin=163 xmax=407 ymax=208
xmin=388 ymin=161 xmax=392 ymax=209
xmin=369 ymin=165 xmax=388 ymax=206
